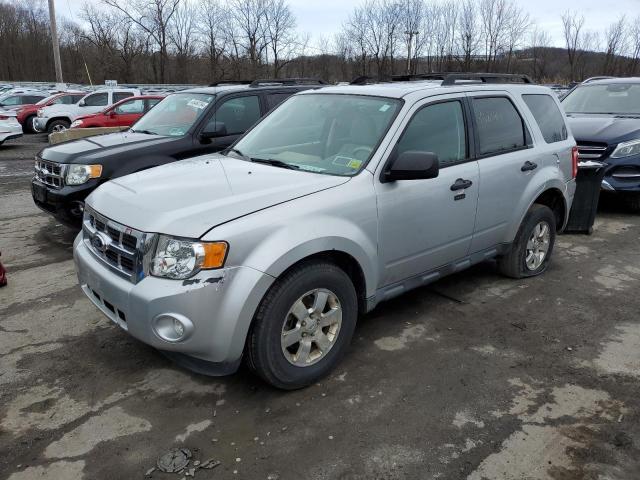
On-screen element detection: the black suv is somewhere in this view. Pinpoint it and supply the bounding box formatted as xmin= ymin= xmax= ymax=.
xmin=562 ymin=77 xmax=640 ymax=209
xmin=32 ymin=79 xmax=326 ymax=226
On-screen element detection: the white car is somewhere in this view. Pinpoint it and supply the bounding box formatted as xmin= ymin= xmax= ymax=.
xmin=0 ymin=112 xmax=22 ymax=145
xmin=34 ymin=88 xmax=141 ymax=133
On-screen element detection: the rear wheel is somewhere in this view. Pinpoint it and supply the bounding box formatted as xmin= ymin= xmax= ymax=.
xmin=47 ymin=119 xmax=70 ymax=134
xmin=498 ymin=204 xmax=556 ymax=279
xmin=22 ymin=115 xmax=36 ymax=134
xmin=246 ymin=261 xmax=358 ymax=390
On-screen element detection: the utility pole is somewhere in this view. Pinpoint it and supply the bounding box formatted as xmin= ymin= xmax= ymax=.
xmin=48 ymin=0 xmax=64 ymax=84
xmin=405 ymin=30 xmax=419 ymax=74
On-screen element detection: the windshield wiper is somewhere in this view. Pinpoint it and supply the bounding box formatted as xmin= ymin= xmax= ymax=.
xmin=224 ymin=147 xmax=250 ymax=161
xmin=250 ymin=158 xmax=300 ymax=170
xmin=130 ymin=129 xmax=158 ymax=135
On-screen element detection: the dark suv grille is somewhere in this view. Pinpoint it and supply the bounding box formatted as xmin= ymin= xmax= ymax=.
xmin=577 ymin=143 xmax=608 ymax=160
xmin=34 ymin=158 xmax=65 ymax=188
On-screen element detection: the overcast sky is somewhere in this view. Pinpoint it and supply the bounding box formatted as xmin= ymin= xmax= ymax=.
xmin=61 ymin=0 xmax=640 ymax=49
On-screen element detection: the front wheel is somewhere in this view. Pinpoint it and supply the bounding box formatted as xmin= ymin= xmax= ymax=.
xmin=498 ymin=204 xmax=556 ymax=279
xmin=246 ymin=261 xmax=358 ymax=390
xmin=47 ymin=119 xmax=70 ymax=134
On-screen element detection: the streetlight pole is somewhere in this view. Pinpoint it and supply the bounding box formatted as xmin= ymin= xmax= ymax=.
xmin=405 ymin=30 xmax=419 ymax=74
xmin=48 ymin=0 xmax=64 ymax=84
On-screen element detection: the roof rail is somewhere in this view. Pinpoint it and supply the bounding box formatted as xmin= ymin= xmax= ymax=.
xmin=391 ymin=73 xmax=449 ymax=82
xmin=441 ymin=73 xmax=533 ymax=86
xmin=249 ymin=78 xmax=327 ymax=87
xmin=209 ymin=80 xmax=253 ymax=87
xmin=581 ymin=76 xmax=615 ymax=84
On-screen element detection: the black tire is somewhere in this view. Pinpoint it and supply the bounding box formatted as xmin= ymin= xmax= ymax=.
xmin=498 ymin=204 xmax=556 ymax=279
xmin=625 ymin=194 xmax=640 ymax=213
xmin=47 ymin=119 xmax=70 ymax=134
xmin=22 ymin=115 xmax=36 ymax=134
xmin=246 ymin=261 xmax=358 ymax=390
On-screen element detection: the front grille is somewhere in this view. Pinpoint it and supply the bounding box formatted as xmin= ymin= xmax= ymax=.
xmin=34 ymin=158 xmax=66 ymax=188
xmin=577 ymin=143 xmax=608 ymax=160
xmin=82 ymin=207 xmax=156 ymax=283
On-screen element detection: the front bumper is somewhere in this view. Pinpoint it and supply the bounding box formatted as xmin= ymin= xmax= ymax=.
xmin=0 ymin=121 xmax=22 ymax=143
xmin=31 ymin=178 xmax=98 ymax=227
xmin=33 ymin=117 xmax=48 ymax=132
xmin=600 ymin=154 xmax=640 ymax=193
xmin=73 ymin=234 xmax=274 ymax=373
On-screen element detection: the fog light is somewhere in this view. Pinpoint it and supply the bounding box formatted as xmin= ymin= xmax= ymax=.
xmin=152 ymin=313 xmax=193 ymax=343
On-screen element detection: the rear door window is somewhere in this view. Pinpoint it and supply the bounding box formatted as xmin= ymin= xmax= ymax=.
xmin=212 ymin=95 xmax=261 ymax=135
xmin=522 ymin=94 xmax=568 ymax=143
xmin=266 ymin=92 xmax=293 ymax=111
xmin=472 ymin=97 xmax=530 ymax=156
xmin=146 ymin=98 xmax=162 ymax=110
xmin=115 ymin=99 xmax=144 ymax=114
xmin=83 ymin=93 xmax=108 ymax=106
xmin=396 ymin=100 xmax=467 ymax=167
xmin=114 ymin=92 xmax=134 ymax=103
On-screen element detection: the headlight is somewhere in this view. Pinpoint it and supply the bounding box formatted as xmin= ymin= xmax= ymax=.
xmin=70 ymin=119 xmax=83 ymax=128
xmin=66 ymin=164 xmax=102 ymax=185
xmin=150 ymin=235 xmax=228 ymax=279
xmin=611 ymin=139 xmax=640 ymax=158
xmin=37 ymin=109 xmax=43 ymax=117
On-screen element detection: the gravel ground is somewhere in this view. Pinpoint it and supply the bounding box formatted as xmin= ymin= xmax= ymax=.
xmin=1 ymin=137 xmax=640 ymax=479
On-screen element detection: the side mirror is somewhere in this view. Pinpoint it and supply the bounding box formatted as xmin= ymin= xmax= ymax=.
xmin=200 ymin=121 xmax=227 ymax=140
xmin=78 ymin=100 xmax=86 ymax=107
xmin=108 ymin=110 xmax=116 ymax=117
xmin=382 ymin=151 xmax=440 ymax=182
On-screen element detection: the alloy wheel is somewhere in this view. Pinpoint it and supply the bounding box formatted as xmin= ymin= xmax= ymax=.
xmin=280 ymin=288 xmax=342 ymax=367
xmin=525 ymin=221 xmax=550 ymax=270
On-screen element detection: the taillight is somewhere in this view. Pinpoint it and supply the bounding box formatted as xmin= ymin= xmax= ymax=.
xmin=571 ymin=146 xmax=579 ymax=178
xmin=0 ymin=115 xmax=7 ymax=120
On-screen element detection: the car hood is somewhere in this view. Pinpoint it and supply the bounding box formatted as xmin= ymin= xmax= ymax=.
xmin=40 ymin=104 xmax=74 ymax=115
xmin=566 ymin=114 xmax=640 ymax=145
xmin=87 ymin=154 xmax=351 ymax=238
xmin=40 ymin=131 xmax=178 ymax=163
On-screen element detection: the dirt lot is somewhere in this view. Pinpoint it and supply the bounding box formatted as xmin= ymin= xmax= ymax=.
xmin=1 ymin=135 xmax=640 ymax=480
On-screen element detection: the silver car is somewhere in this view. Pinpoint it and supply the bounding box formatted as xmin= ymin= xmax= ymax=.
xmin=74 ymin=75 xmax=577 ymax=389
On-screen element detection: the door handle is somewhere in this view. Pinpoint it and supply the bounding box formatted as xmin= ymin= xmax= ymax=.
xmin=450 ymin=178 xmax=473 ymax=191
xmin=521 ymin=161 xmax=538 ymax=172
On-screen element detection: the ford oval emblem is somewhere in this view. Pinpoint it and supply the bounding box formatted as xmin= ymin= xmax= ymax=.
xmin=91 ymin=231 xmax=110 ymax=254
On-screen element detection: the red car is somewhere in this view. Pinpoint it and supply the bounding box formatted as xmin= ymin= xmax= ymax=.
xmin=70 ymin=95 xmax=164 ymax=129
xmin=16 ymin=92 xmax=86 ymax=133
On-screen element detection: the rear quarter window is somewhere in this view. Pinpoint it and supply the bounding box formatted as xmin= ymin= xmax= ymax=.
xmin=522 ymin=94 xmax=568 ymax=143
xmin=472 ymin=97 xmax=530 ymax=156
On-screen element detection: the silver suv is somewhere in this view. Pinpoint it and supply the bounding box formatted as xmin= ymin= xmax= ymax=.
xmin=74 ymin=74 xmax=577 ymax=389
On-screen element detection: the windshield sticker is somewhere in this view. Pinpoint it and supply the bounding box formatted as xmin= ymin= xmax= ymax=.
xmin=348 ymin=159 xmax=362 ymax=169
xmin=187 ymin=99 xmax=209 ymax=109
xmin=299 ymin=165 xmax=326 ymax=172
xmin=379 ymin=104 xmax=391 ymax=112
xmin=332 ymin=156 xmax=352 ymax=166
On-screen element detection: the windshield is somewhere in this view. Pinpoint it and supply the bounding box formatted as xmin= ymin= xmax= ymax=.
xmin=230 ymin=94 xmax=402 ymax=176
xmin=131 ymin=92 xmax=214 ymax=136
xmin=562 ymin=83 xmax=640 ymax=114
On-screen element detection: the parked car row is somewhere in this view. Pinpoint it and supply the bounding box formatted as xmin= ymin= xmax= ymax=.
xmin=26 ymin=73 xmax=640 ymax=389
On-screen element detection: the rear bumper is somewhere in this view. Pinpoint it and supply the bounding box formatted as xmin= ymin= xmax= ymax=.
xmin=73 ymin=234 xmax=274 ymax=371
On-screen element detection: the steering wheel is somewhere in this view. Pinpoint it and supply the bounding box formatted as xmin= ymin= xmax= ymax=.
xmin=352 ymin=146 xmax=373 ymax=160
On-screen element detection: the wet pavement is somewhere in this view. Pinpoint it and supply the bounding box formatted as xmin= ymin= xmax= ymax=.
xmin=1 ymin=136 xmax=640 ymax=479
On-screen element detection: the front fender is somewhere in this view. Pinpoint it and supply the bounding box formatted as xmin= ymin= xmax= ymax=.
xmin=243 ymin=218 xmax=378 ymax=298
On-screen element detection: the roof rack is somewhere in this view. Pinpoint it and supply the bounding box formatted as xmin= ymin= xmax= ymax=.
xmin=249 ymin=78 xmax=327 ymax=87
xmin=391 ymin=73 xmax=450 ymax=82
xmin=441 ymin=73 xmax=533 ymax=85
xmin=209 ymin=80 xmax=253 ymax=87
xmin=581 ymin=76 xmax=615 ymax=84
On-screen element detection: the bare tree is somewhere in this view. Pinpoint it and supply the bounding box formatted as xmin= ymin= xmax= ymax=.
xmin=399 ymin=0 xmax=425 ymax=74
xmin=168 ymin=0 xmax=198 ymax=82
xmin=561 ymin=10 xmax=586 ymax=81
xmin=603 ymin=16 xmax=627 ymax=75
xmin=458 ymin=0 xmax=480 ymax=71
xmin=629 ymin=16 xmax=640 ymax=74
xmin=504 ymin=3 xmax=529 ymax=72
xmin=479 ymin=0 xmax=510 ymax=71
xmin=101 ymin=0 xmax=181 ymax=82
xmin=228 ymin=0 xmax=270 ymax=76
xmin=198 ymin=0 xmax=229 ymax=81
xmin=529 ymin=27 xmax=551 ymax=80
xmin=264 ymin=0 xmax=297 ymax=77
